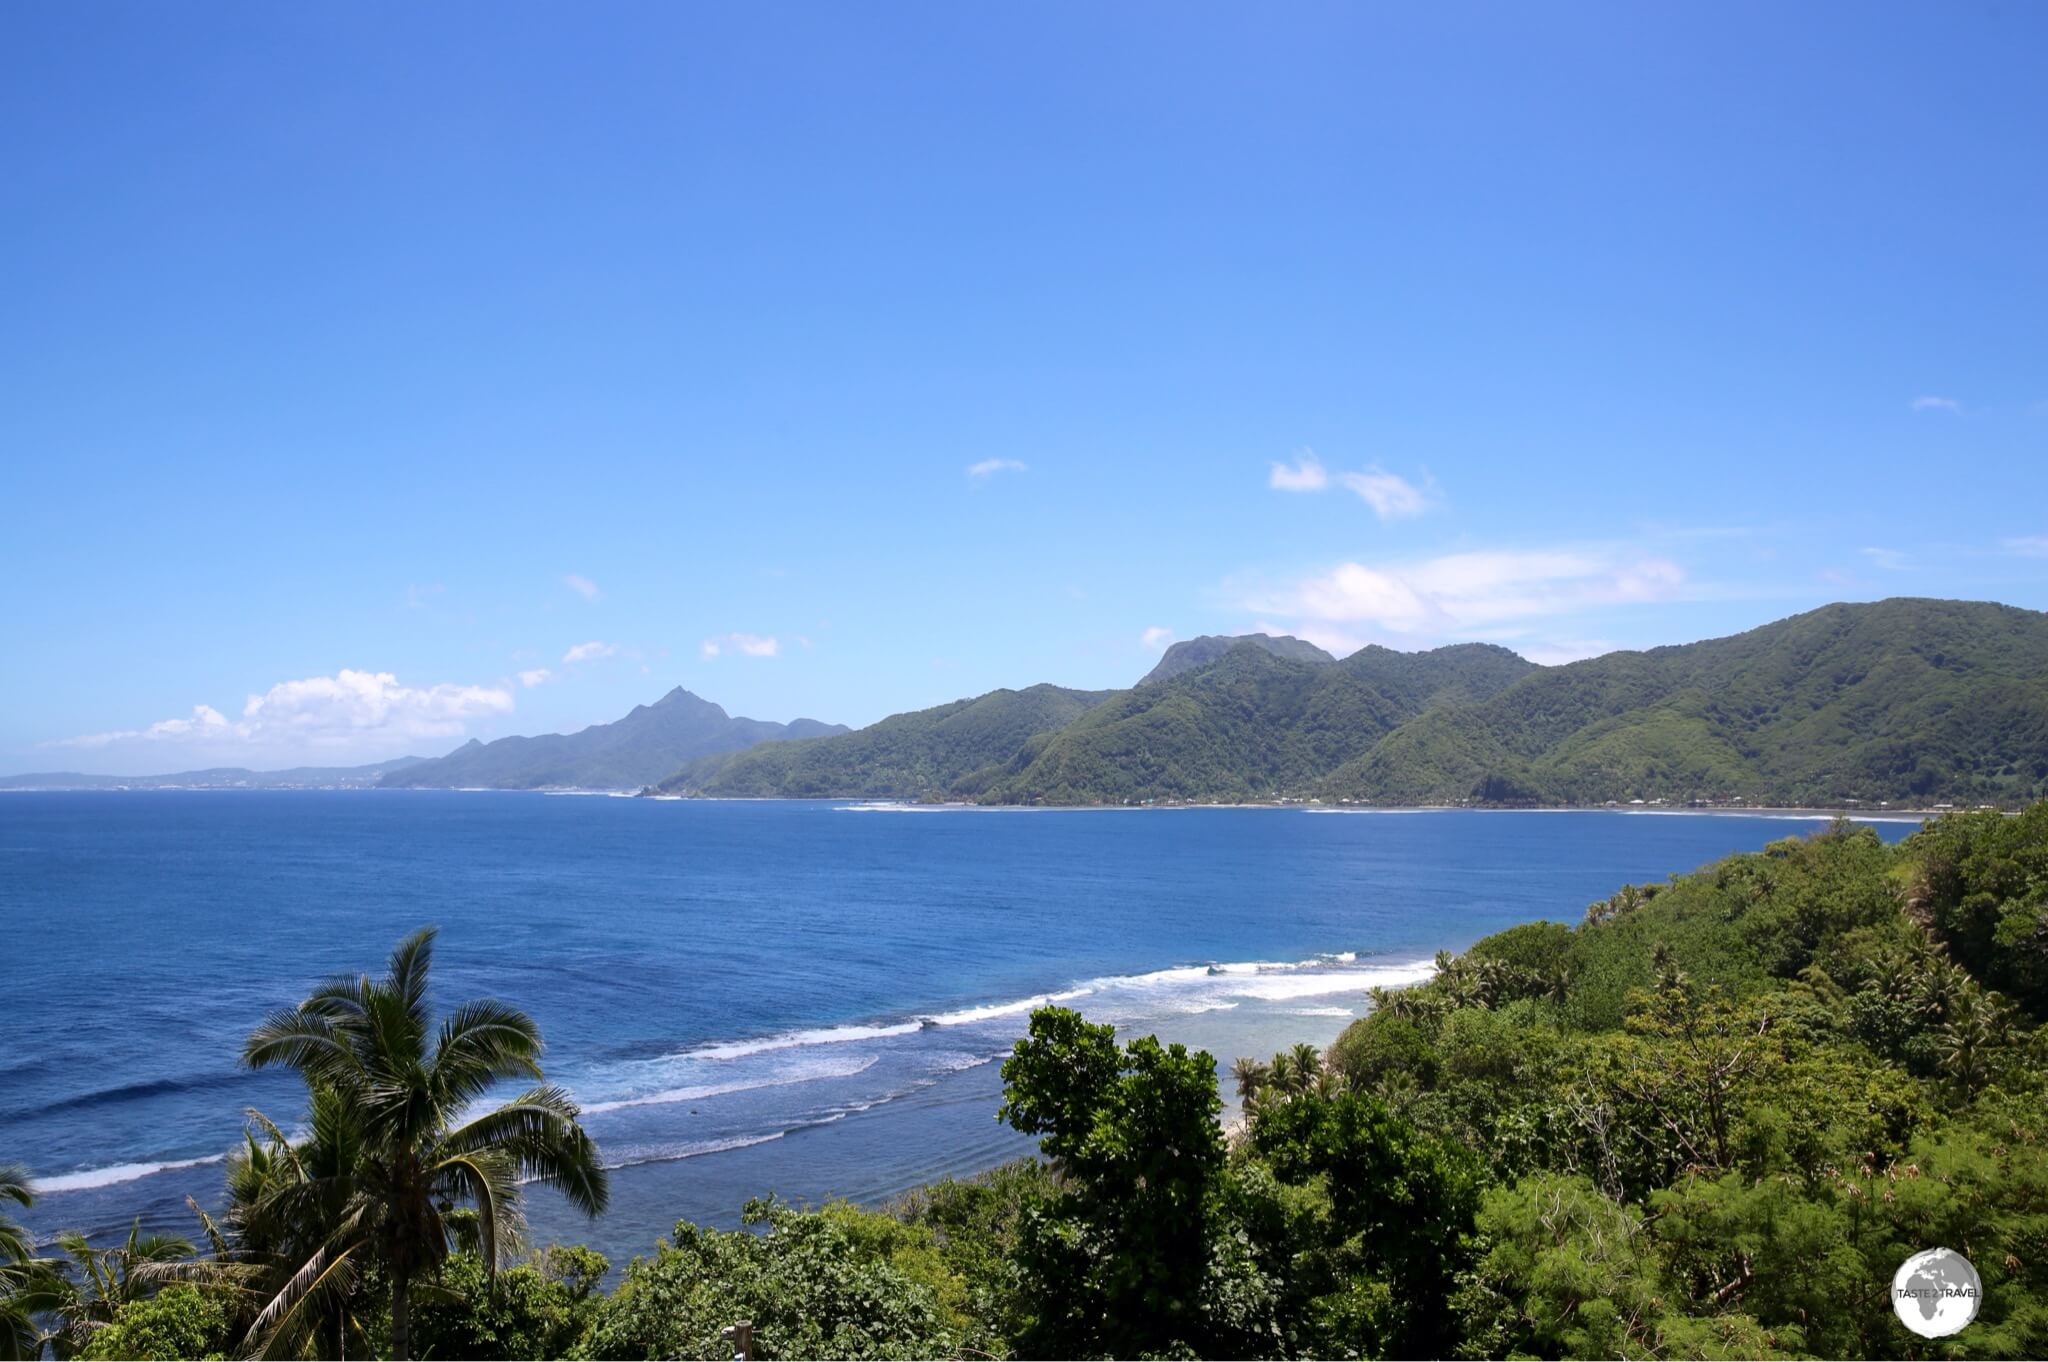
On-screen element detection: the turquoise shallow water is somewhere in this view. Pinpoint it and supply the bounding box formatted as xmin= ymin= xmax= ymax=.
xmin=0 ymin=793 xmax=1916 ymax=1262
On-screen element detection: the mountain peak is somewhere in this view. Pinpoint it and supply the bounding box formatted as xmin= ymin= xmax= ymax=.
xmin=1141 ymin=633 xmax=1336 ymax=686
xmin=381 ymin=686 xmax=832 ymax=790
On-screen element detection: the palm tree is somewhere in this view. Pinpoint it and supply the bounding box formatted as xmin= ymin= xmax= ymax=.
xmin=1289 ymin=1042 xmax=1321 ymax=1084
xmin=1 ymin=1164 xmax=52 ymax=1362
xmin=40 ymin=1220 xmax=194 ymax=1357
xmin=240 ymin=927 xmax=608 ymax=1360
xmin=1265 ymin=1051 xmax=1299 ymax=1097
xmin=1229 ymin=1057 xmax=1268 ymax=1103
xmin=154 ymin=1098 xmax=372 ymax=1360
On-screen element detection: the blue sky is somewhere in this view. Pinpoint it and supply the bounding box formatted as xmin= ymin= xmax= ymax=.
xmin=3 ymin=2 xmax=2044 ymax=774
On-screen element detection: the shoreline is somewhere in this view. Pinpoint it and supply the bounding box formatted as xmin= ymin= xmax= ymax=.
xmin=0 ymin=784 xmax=1975 ymax=822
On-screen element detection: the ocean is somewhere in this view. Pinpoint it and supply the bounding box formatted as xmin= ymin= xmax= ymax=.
xmin=0 ymin=793 xmax=1917 ymax=1264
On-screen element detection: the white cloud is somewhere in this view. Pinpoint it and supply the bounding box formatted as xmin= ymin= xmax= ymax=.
xmin=1911 ymin=396 xmax=1961 ymax=413
xmin=1268 ymin=452 xmax=1328 ymax=492
xmin=1237 ymin=547 xmax=1686 ymax=638
xmin=1860 ymin=546 xmax=1912 ymax=571
xmin=2002 ymin=536 xmax=2048 ymax=558
xmin=702 ymin=633 xmax=780 ymax=658
xmin=1521 ymin=639 xmax=1618 ymax=666
xmin=967 ymin=458 xmax=1029 ymax=479
xmin=564 ymin=574 xmax=602 ymax=601
xmin=1141 ymin=626 xmax=1175 ymax=650
xmin=562 ymin=641 xmax=617 ymax=664
xmin=54 ymin=671 xmax=514 ymax=752
xmin=517 ymin=668 xmax=554 ymax=688
xmin=64 ymin=703 xmax=234 ymax=748
xmin=1338 ymin=467 xmax=1433 ymax=521
xmin=1251 ymin=619 xmax=1371 ymax=658
xmin=1268 ymin=451 xmax=1435 ymax=519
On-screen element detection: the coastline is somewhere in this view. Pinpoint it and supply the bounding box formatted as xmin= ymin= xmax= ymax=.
xmin=3 ymin=783 xmax=1969 ymax=823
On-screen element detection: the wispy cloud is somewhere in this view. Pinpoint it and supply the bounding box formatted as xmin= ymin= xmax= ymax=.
xmin=564 ymin=573 xmax=602 ymax=601
xmin=402 ymin=583 xmax=444 ymax=611
xmin=1860 ymin=546 xmax=1912 ymax=571
xmin=1339 ymin=467 xmax=1433 ymax=521
xmin=517 ymin=668 xmax=554 ymax=688
xmin=1268 ymin=450 xmax=1436 ymax=520
xmin=2002 ymin=536 xmax=2048 ymax=558
xmin=967 ymin=458 xmax=1028 ymax=479
xmin=52 ymin=671 xmax=514 ymax=752
xmin=1140 ymin=626 xmax=1175 ymax=650
xmin=1911 ymin=396 xmax=1961 ymax=413
xmin=1268 ymin=451 xmax=1328 ymax=492
xmin=701 ymin=633 xmax=780 ymax=659
xmin=561 ymin=641 xmax=618 ymax=664
xmin=1234 ymin=545 xmax=1686 ymax=639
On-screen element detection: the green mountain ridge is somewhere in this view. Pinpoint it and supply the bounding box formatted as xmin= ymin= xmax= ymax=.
xmin=663 ymin=684 xmax=1114 ymax=798
xmin=382 ymin=687 xmax=846 ymax=791
xmin=658 ymin=600 xmax=2048 ymax=807
xmin=1322 ymin=598 xmax=2048 ymax=806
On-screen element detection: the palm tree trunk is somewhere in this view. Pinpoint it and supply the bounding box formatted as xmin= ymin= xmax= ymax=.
xmin=391 ymin=1272 xmax=410 ymax=1361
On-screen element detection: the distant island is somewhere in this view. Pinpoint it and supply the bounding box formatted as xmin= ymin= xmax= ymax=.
xmin=659 ymin=598 xmax=2048 ymax=810
xmin=0 ymin=756 xmax=428 ymax=792
xmin=5 ymin=692 xmax=845 ymax=793
xmin=379 ymin=687 xmax=844 ymax=791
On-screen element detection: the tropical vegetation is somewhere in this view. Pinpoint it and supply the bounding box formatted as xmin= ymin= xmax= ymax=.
xmin=6 ymin=804 xmax=2048 ymax=1357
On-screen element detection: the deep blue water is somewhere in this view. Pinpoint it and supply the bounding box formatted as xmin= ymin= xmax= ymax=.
xmin=0 ymin=793 xmax=1917 ymax=1264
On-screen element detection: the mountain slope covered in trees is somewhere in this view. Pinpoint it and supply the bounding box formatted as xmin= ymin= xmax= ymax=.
xmin=660 ymin=600 xmax=2048 ymax=808
xmin=1320 ymin=597 xmax=2048 ymax=806
xmin=662 ymin=684 xmax=1114 ymax=798
xmin=976 ymin=641 xmax=1533 ymax=804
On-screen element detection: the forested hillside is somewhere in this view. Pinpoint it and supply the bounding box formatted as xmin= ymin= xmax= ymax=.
xmin=661 ymin=684 xmax=1112 ymax=798
xmin=1322 ymin=597 xmax=2048 ymax=806
xmin=660 ymin=600 xmax=2048 ymax=808
xmin=977 ymin=642 xmax=1530 ymax=804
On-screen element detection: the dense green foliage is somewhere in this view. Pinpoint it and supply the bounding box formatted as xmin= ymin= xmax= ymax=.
xmin=662 ymin=684 xmax=1111 ymax=798
xmin=11 ymin=806 xmax=2048 ymax=1358
xmin=1322 ymin=598 xmax=2048 ymax=807
xmin=74 ymin=1287 xmax=229 ymax=1361
xmin=588 ymin=1200 xmax=967 ymax=1360
xmin=1324 ymin=807 xmax=2048 ymax=1357
xmin=659 ymin=599 xmax=2048 ymax=807
xmin=383 ymin=687 xmax=844 ymax=790
xmin=405 ymin=1247 xmax=609 ymax=1360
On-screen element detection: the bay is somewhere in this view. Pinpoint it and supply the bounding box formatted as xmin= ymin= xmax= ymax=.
xmin=0 ymin=792 xmax=1916 ymax=1264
